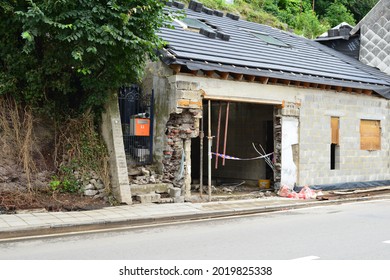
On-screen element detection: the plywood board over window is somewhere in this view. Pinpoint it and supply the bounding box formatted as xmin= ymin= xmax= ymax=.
xmin=360 ymin=120 xmax=381 ymax=150
xmin=331 ymin=117 xmax=339 ymax=145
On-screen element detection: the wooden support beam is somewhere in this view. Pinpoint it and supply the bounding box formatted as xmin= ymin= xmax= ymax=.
xmin=363 ymin=89 xmax=373 ymax=95
xmin=204 ymin=70 xmax=214 ymax=78
xmin=218 ymin=72 xmax=229 ymax=80
xmin=233 ymin=73 xmax=244 ymax=81
xmin=354 ymin=88 xmax=363 ymax=94
xmin=303 ymin=82 xmax=310 ymax=88
xmin=283 ymin=79 xmax=291 ymax=86
xmin=319 ymin=84 xmax=326 ymax=89
xmin=294 ymin=81 xmax=301 ymax=87
xmin=335 ymin=86 xmax=343 ymax=92
xmin=258 ymin=76 xmax=269 ymax=84
xmin=325 ymin=85 xmax=332 ymax=90
xmin=346 ymin=87 xmax=353 ymax=93
xmin=269 ymin=78 xmax=278 ymax=84
xmin=170 ymin=64 xmax=181 ymax=74
xmin=245 ymin=75 xmax=256 ymax=82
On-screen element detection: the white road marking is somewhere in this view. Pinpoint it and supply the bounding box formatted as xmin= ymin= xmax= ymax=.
xmin=291 ymin=256 xmax=320 ymax=260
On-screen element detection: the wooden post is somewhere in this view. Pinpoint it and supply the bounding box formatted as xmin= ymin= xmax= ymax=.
xmin=199 ymin=112 xmax=204 ymax=197
xmin=207 ymin=100 xmax=212 ymax=202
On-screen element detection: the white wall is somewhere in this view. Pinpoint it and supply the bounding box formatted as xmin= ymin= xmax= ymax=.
xmin=281 ymin=117 xmax=299 ymax=187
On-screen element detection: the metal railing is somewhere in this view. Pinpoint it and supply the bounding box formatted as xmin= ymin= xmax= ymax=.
xmin=118 ymin=85 xmax=154 ymax=165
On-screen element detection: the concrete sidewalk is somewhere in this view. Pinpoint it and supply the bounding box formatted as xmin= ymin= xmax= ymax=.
xmin=1 ymin=194 xmax=389 ymax=240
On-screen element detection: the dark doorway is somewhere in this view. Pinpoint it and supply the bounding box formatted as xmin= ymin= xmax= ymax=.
xmin=191 ymin=101 xmax=274 ymax=187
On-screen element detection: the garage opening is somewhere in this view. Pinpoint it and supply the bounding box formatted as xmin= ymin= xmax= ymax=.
xmin=191 ymin=100 xmax=275 ymax=193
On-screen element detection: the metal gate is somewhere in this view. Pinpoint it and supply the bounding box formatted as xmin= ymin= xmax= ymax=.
xmin=118 ymin=85 xmax=154 ymax=165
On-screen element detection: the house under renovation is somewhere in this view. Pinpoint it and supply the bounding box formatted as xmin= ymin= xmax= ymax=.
xmin=105 ymin=1 xmax=390 ymax=204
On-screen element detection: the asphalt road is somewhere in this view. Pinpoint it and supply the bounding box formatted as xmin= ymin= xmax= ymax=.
xmin=1 ymin=199 xmax=390 ymax=260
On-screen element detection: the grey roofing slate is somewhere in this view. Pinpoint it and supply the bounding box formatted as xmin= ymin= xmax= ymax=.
xmin=158 ymin=5 xmax=390 ymax=98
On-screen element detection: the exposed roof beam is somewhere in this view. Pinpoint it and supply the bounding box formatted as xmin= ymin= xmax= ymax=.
xmin=171 ymin=65 xmax=380 ymax=97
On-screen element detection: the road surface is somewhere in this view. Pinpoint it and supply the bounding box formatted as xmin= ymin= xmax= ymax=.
xmin=0 ymin=199 xmax=390 ymax=260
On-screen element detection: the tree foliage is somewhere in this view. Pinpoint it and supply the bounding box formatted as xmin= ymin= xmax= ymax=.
xmin=315 ymin=0 xmax=379 ymax=23
xmin=325 ymin=2 xmax=356 ymax=27
xmin=0 ymin=0 xmax=170 ymax=117
xmin=181 ymin=0 xmax=379 ymax=38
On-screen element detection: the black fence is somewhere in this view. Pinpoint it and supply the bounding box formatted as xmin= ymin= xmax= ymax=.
xmin=118 ymin=85 xmax=154 ymax=165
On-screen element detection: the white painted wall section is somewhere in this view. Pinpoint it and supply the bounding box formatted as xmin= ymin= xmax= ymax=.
xmin=281 ymin=117 xmax=299 ymax=188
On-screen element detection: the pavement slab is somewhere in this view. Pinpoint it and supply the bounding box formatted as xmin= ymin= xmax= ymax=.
xmin=0 ymin=193 xmax=389 ymax=240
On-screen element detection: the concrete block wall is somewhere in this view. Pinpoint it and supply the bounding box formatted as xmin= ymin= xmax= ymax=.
xmin=299 ymin=90 xmax=390 ymax=186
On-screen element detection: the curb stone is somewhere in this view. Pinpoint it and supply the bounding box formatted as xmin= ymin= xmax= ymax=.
xmin=1 ymin=194 xmax=389 ymax=241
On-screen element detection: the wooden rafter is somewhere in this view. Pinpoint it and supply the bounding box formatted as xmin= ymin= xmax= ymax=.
xmin=232 ymin=73 xmax=244 ymax=81
xmin=363 ymin=89 xmax=373 ymax=95
xmin=169 ymin=65 xmax=379 ymax=98
xmin=204 ymin=70 xmax=214 ymax=78
xmin=245 ymin=75 xmax=256 ymax=82
xmin=170 ymin=64 xmax=181 ymax=74
xmin=218 ymin=72 xmax=229 ymax=80
xmin=257 ymin=76 xmax=269 ymax=84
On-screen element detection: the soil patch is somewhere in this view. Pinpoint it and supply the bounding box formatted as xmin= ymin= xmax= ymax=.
xmin=0 ymin=190 xmax=110 ymax=214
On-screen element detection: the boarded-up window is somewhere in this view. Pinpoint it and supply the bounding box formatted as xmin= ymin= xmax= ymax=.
xmin=360 ymin=120 xmax=381 ymax=150
xmin=331 ymin=117 xmax=339 ymax=145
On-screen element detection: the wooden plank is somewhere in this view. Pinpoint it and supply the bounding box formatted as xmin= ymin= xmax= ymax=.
xmin=360 ymin=120 xmax=381 ymax=150
xmin=331 ymin=117 xmax=339 ymax=145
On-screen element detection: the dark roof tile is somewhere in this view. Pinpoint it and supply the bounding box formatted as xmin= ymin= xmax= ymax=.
xmin=160 ymin=6 xmax=390 ymax=98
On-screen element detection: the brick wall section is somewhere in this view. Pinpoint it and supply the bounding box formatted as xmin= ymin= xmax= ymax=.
xmin=299 ymin=91 xmax=390 ymax=186
xmin=162 ymin=81 xmax=202 ymax=196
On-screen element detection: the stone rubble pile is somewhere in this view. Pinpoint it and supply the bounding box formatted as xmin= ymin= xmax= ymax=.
xmin=128 ymin=166 xmax=164 ymax=185
xmin=73 ymin=171 xmax=106 ymax=199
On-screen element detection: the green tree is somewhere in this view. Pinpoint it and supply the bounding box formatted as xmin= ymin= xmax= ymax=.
xmin=294 ymin=10 xmax=329 ymax=38
xmin=0 ymin=0 xmax=170 ymax=117
xmin=339 ymin=0 xmax=379 ymax=22
xmin=315 ymin=0 xmax=378 ymax=23
xmin=324 ymin=2 xmax=356 ymax=27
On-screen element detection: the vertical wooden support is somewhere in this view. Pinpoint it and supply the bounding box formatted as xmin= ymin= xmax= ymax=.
xmin=199 ymin=112 xmax=204 ymax=197
xmin=222 ymin=102 xmax=230 ymax=166
xmin=207 ymin=100 xmax=212 ymax=202
xmin=215 ymin=102 xmax=222 ymax=169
